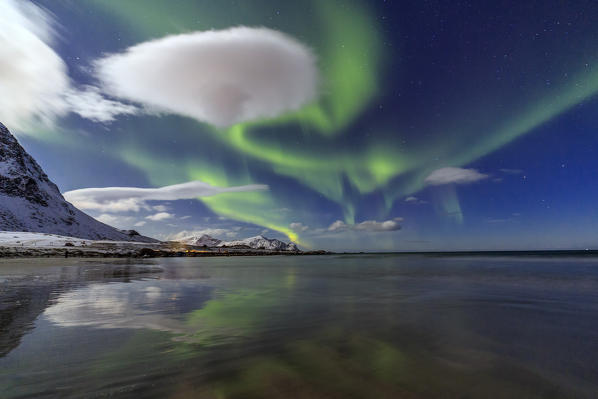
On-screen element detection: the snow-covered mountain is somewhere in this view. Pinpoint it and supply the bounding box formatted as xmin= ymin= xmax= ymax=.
xmin=0 ymin=122 xmax=156 ymax=242
xmin=178 ymin=234 xmax=222 ymax=247
xmin=219 ymin=235 xmax=299 ymax=251
xmin=176 ymin=233 xmax=299 ymax=251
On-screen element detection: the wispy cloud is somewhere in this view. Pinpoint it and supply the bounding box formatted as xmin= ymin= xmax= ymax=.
xmin=146 ymin=212 xmax=174 ymax=221
xmin=404 ymin=196 xmax=428 ymax=204
xmin=64 ymin=85 xmax=138 ymax=123
xmin=0 ymin=0 xmax=137 ymax=131
xmin=424 ymin=167 xmax=488 ymax=186
xmin=327 ymin=218 xmax=403 ymax=233
xmin=64 ymin=180 xmax=268 ymax=213
xmin=290 ymin=222 xmax=309 ymax=232
xmin=0 ymin=0 xmax=68 ymax=130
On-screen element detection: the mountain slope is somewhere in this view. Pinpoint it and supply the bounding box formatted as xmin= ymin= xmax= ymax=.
xmin=0 ymin=122 xmax=156 ymax=242
xmin=219 ymin=235 xmax=299 ymax=251
xmin=174 ymin=234 xmax=299 ymax=251
xmin=178 ymin=234 xmax=222 ymax=247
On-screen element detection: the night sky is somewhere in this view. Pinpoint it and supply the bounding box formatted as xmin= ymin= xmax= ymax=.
xmin=4 ymin=0 xmax=598 ymax=251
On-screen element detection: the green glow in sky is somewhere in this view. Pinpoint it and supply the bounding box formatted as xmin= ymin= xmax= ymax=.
xmin=55 ymin=0 xmax=598 ymax=244
xmin=89 ymin=0 xmax=389 ymax=234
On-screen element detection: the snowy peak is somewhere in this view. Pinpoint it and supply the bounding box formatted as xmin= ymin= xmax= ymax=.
xmin=0 ymin=122 xmax=157 ymax=242
xmin=0 ymin=123 xmax=58 ymax=207
xmin=179 ymin=234 xmax=222 ymax=247
xmin=219 ymin=235 xmax=299 ymax=251
xmin=175 ymin=233 xmax=299 ymax=251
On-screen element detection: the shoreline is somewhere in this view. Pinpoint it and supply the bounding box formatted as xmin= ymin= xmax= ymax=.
xmin=3 ymin=246 xmax=597 ymax=259
xmin=0 ymin=245 xmax=329 ymax=259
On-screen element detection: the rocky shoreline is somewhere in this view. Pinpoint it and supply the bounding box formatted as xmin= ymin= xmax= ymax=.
xmin=0 ymin=245 xmax=329 ymax=258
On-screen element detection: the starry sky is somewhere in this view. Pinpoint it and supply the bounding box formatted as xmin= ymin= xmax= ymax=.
xmin=5 ymin=0 xmax=598 ymax=251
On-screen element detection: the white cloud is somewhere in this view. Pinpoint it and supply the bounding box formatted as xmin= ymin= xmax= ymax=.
xmin=146 ymin=212 xmax=174 ymax=221
xmin=327 ymin=220 xmax=346 ymax=231
xmin=152 ymin=205 xmax=169 ymax=212
xmin=290 ymin=222 xmax=309 ymax=232
xmin=424 ymin=167 xmax=488 ymax=186
xmin=0 ymin=1 xmax=138 ymax=132
xmin=327 ymin=218 xmax=403 ymax=233
xmin=404 ymin=196 xmax=427 ymax=204
xmin=74 ymin=197 xmax=148 ymax=213
xmin=179 ymin=215 xmax=192 ymax=220
xmin=133 ymin=221 xmax=146 ymax=227
xmin=1 ymin=10 xmax=316 ymax=131
xmin=0 ymin=0 xmax=69 ymax=130
xmin=95 ymin=27 xmax=318 ymax=127
xmin=63 ymin=180 xmax=268 ymax=213
xmin=64 ymin=85 xmax=138 ymax=123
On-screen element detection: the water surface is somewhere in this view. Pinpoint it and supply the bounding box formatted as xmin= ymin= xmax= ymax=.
xmin=1 ymin=254 xmax=598 ymax=398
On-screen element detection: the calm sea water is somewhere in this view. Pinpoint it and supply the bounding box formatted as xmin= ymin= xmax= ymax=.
xmin=1 ymin=254 xmax=598 ymax=398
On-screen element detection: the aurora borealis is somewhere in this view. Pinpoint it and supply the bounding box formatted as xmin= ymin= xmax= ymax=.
xmin=5 ymin=0 xmax=598 ymax=250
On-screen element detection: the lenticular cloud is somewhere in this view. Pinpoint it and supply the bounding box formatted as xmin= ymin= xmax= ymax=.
xmin=424 ymin=167 xmax=489 ymax=186
xmin=95 ymin=27 xmax=319 ymax=127
xmin=63 ymin=180 xmax=269 ymax=213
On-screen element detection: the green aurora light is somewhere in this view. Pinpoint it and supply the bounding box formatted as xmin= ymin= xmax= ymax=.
xmin=27 ymin=0 xmax=598 ymax=244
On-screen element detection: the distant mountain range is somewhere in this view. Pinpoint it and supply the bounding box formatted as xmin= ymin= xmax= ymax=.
xmin=0 ymin=122 xmax=156 ymax=242
xmin=177 ymin=234 xmax=299 ymax=251
xmin=180 ymin=234 xmax=223 ymax=247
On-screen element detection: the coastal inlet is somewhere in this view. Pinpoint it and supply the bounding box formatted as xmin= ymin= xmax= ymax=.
xmin=2 ymin=254 xmax=598 ymax=398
